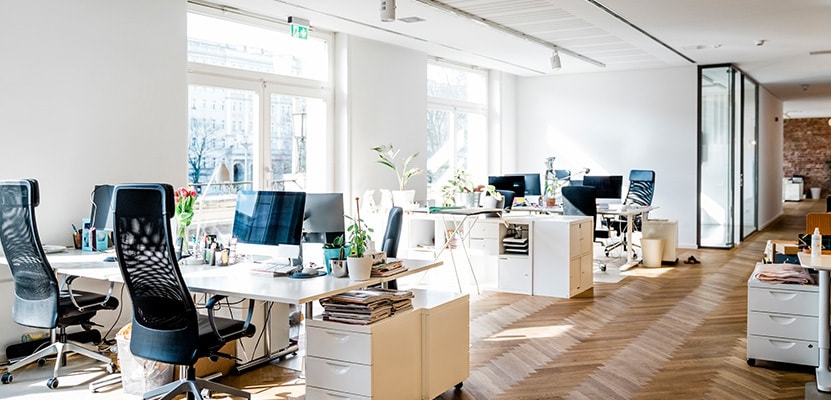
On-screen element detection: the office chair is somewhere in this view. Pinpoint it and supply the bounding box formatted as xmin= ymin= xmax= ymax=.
xmin=112 ymin=183 xmax=255 ymax=400
xmin=604 ymin=169 xmax=656 ymax=255
xmin=0 ymin=179 xmax=118 ymax=389
xmin=381 ymin=206 xmax=404 ymax=289
xmin=561 ymin=186 xmax=613 ymax=271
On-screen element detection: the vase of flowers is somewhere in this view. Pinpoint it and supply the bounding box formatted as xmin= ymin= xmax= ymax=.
xmin=174 ymin=187 xmax=197 ymax=256
xmin=372 ymin=144 xmax=422 ymax=207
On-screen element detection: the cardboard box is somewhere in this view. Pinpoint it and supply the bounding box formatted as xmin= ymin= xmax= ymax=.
xmin=770 ymin=239 xmax=798 ymax=254
xmin=175 ymin=341 xmax=236 ymax=379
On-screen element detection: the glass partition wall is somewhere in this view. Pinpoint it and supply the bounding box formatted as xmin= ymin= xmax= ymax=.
xmin=698 ymin=65 xmax=758 ymax=248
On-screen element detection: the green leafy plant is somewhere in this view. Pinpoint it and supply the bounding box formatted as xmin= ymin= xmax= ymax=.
xmin=345 ymin=197 xmax=373 ymax=258
xmin=440 ymin=169 xmax=476 ymax=206
xmin=372 ymin=144 xmax=422 ymax=191
xmin=484 ymin=184 xmax=504 ymax=201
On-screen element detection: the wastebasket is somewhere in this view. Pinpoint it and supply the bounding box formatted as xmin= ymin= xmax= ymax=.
xmin=116 ymin=323 xmax=174 ymax=395
xmin=640 ymin=238 xmax=664 ymax=268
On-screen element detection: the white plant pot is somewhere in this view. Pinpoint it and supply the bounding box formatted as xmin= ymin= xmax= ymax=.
xmin=455 ymin=192 xmax=480 ymax=208
xmin=347 ymin=256 xmax=373 ymax=281
xmin=482 ymin=195 xmax=503 ymax=209
xmin=391 ymin=190 xmax=416 ymax=207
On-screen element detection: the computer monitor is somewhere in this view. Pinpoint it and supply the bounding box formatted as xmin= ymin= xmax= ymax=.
xmin=89 ymin=184 xmax=114 ymax=231
xmin=232 ymin=190 xmax=306 ymax=263
xmin=506 ymin=173 xmax=542 ymax=196
xmin=488 ymin=175 xmax=526 ymax=199
xmin=581 ymin=175 xmax=623 ymax=205
xmin=303 ymin=193 xmax=345 ymax=244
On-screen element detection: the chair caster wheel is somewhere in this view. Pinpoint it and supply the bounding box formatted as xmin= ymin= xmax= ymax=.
xmin=106 ymin=363 xmax=118 ymax=374
xmin=1 ymin=372 xmax=12 ymax=384
xmin=47 ymin=377 xmax=59 ymax=389
xmin=601 ymin=265 xmax=606 ymax=271
xmin=37 ymin=358 xmax=47 ymax=367
xmin=747 ymin=358 xmax=756 ymax=367
xmin=201 ymin=388 xmax=211 ymax=398
xmin=454 ymin=382 xmax=463 ymax=390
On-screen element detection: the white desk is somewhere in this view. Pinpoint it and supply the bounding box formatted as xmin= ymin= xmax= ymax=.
xmin=415 ymin=207 xmax=503 ymax=294
xmin=798 ymin=252 xmax=831 ymax=392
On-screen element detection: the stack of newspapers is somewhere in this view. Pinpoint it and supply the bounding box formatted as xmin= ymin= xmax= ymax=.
xmin=319 ymin=288 xmax=414 ymax=325
xmin=370 ymin=260 xmax=406 ymax=277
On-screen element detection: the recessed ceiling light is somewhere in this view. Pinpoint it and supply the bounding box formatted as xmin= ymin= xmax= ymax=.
xmin=399 ymin=16 xmax=425 ymax=23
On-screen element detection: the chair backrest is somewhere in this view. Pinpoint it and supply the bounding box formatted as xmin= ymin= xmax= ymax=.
xmin=561 ymin=185 xmax=597 ymax=221
xmin=113 ymin=183 xmax=200 ymax=365
xmin=497 ymin=190 xmax=515 ymax=210
xmin=625 ymin=169 xmax=655 ymax=207
xmin=0 ymin=179 xmax=60 ymax=329
xmin=381 ymin=207 xmax=403 ymax=258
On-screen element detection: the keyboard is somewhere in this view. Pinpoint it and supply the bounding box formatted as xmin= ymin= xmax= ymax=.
xmin=249 ymin=263 xmax=300 ymax=277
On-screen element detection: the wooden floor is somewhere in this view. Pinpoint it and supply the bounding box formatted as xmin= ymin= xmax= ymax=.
xmin=4 ymin=200 xmax=826 ymax=399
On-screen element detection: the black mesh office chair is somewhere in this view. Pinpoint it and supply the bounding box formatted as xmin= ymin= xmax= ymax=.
xmin=604 ymin=169 xmax=656 ymax=255
xmin=0 ymin=179 xmax=118 ymax=389
xmin=380 ymin=206 xmax=403 ymax=289
xmin=112 ymin=183 xmax=255 ymax=400
xmin=497 ymin=190 xmax=515 ymax=210
xmin=561 ymin=186 xmax=612 ymax=270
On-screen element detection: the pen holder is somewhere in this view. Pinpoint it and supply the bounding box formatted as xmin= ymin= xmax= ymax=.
xmin=73 ymin=231 xmax=82 ymax=249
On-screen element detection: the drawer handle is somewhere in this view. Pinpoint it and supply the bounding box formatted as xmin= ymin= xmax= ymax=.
xmin=325 ymin=331 xmax=351 ymax=344
xmin=768 ymin=315 xmax=797 ymax=325
xmin=768 ymin=339 xmax=796 ymax=349
xmin=325 ymin=361 xmax=352 ymax=375
xmin=768 ymin=291 xmax=798 ymax=300
xmin=322 ymin=393 xmax=352 ymax=400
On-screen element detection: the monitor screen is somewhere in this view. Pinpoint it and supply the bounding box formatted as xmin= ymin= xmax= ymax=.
xmin=303 ymin=193 xmax=345 ymax=244
xmin=507 ymin=173 xmax=542 ymax=196
xmin=89 ymin=184 xmax=114 ymax=231
xmin=488 ymin=175 xmax=526 ymax=199
xmin=232 ymin=190 xmax=306 ymax=247
xmin=582 ymin=175 xmax=623 ymax=201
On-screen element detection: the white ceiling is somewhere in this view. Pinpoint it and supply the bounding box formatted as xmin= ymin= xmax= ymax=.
xmin=210 ymin=0 xmax=831 ymax=118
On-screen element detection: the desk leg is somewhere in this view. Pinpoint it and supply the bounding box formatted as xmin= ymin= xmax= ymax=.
xmin=619 ymin=213 xmax=638 ymax=271
xmin=817 ymin=270 xmax=831 ymax=391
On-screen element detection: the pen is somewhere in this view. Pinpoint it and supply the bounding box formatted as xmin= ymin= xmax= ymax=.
xmin=72 ymin=224 xmax=78 ymax=233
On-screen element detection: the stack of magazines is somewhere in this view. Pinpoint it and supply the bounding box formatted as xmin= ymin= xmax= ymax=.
xmin=502 ymin=236 xmax=529 ymax=254
xmin=319 ymin=288 xmax=414 ymax=325
xmin=371 ymin=260 xmax=407 ymax=277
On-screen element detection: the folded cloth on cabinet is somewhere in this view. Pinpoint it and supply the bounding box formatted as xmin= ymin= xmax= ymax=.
xmin=753 ymin=262 xmax=815 ymax=285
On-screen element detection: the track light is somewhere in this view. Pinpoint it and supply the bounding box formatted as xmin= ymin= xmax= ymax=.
xmin=550 ymin=50 xmax=562 ymax=71
xmin=380 ymin=0 xmax=396 ymax=22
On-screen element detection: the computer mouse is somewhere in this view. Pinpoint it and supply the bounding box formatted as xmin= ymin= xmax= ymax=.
xmin=301 ymin=266 xmax=317 ymax=275
xmin=103 ymin=256 xmax=117 ymax=262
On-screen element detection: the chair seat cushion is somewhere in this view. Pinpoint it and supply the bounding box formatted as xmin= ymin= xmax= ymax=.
xmin=196 ymin=314 xmax=255 ymax=355
xmin=57 ymin=290 xmax=119 ymax=326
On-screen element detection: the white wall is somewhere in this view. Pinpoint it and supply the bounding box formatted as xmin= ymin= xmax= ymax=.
xmin=345 ymin=36 xmax=427 ymax=212
xmin=515 ymin=67 xmax=699 ymax=248
xmin=0 ymin=0 xmax=187 ymax=359
xmin=758 ymin=88 xmax=785 ymax=228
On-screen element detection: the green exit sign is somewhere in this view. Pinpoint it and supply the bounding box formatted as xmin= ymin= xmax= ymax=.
xmin=288 ymin=17 xmax=309 ymax=40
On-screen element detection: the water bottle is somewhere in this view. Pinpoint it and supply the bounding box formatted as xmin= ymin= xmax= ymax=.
xmin=812 ymin=227 xmax=822 ymax=263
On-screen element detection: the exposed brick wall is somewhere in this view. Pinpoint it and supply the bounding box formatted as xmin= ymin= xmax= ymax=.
xmin=784 ymin=117 xmax=831 ymax=197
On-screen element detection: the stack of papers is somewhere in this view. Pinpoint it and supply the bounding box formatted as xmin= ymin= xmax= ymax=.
xmin=502 ymin=237 xmax=529 ymax=254
xmin=371 ymin=260 xmax=407 ymax=277
xmin=320 ymin=288 xmax=414 ymax=325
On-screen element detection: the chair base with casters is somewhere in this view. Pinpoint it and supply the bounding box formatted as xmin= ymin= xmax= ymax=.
xmin=143 ymin=363 xmax=250 ymax=400
xmin=2 ymin=328 xmax=117 ymax=388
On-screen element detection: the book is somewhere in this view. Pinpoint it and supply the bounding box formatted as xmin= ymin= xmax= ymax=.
xmin=371 ymin=260 xmax=407 ymax=277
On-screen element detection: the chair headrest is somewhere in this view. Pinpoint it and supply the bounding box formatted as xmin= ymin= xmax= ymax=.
xmin=113 ymin=183 xmax=175 ymax=218
xmin=0 ymin=179 xmax=39 ymax=207
xmin=629 ymin=170 xmax=655 ymax=182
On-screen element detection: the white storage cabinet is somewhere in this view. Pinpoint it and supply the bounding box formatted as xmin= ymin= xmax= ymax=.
xmin=532 ymin=216 xmax=594 ymax=298
xmin=746 ymin=272 xmax=818 ymax=367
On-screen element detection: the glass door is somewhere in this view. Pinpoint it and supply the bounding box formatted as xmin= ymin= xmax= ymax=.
xmin=741 ymin=78 xmax=759 ymax=239
xmin=699 ymin=66 xmax=734 ymax=248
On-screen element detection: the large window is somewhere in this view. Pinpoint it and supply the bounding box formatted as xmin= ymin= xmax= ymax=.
xmin=426 ymin=62 xmax=488 ymax=200
xmin=186 ymin=10 xmax=331 ymax=196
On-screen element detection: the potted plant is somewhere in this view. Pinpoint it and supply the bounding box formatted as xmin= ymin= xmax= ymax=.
xmin=441 ymin=169 xmax=479 ymax=207
xmin=345 ymin=197 xmax=374 ymax=281
xmin=372 ymin=144 xmax=422 ymax=207
xmin=480 ymin=184 xmax=504 ymax=208
xmin=322 ymin=235 xmax=350 ymax=276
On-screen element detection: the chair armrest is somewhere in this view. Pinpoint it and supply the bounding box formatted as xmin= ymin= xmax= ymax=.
xmin=63 ymin=275 xmax=116 ymax=312
xmin=206 ymin=295 xmax=255 ymax=342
